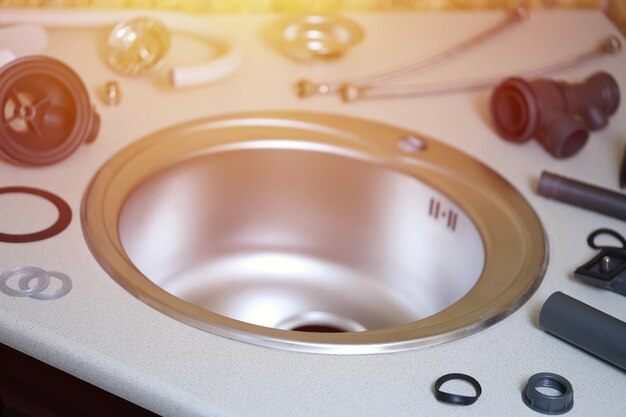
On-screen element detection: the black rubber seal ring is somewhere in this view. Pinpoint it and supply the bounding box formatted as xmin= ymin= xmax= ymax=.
xmin=587 ymin=228 xmax=626 ymax=250
xmin=434 ymin=373 xmax=482 ymax=406
xmin=0 ymin=187 xmax=72 ymax=243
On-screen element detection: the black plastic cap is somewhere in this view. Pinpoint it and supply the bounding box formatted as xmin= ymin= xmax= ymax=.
xmin=522 ymin=373 xmax=574 ymax=415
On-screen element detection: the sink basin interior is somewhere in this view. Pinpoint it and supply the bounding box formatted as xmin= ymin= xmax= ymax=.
xmin=119 ymin=148 xmax=485 ymax=332
xmin=82 ymin=112 xmax=547 ymax=353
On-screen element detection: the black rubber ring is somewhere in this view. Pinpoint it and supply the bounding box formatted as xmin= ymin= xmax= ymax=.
xmin=587 ymin=228 xmax=626 ymax=250
xmin=434 ymin=373 xmax=482 ymax=406
xmin=0 ymin=187 xmax=72 ymax=243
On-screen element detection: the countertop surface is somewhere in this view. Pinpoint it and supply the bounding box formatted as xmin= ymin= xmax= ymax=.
xmin=1 ymin=8 xmax=625 ymax=417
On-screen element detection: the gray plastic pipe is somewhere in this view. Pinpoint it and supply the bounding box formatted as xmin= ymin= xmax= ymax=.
xmin=538 ymin=171 xmax=626 ymax=221
xmin=539 ymin=292 xmax=626 ymax=370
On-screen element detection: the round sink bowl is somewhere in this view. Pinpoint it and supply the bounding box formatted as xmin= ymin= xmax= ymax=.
xmin=82 ymin=112 xmax=547 ymax=354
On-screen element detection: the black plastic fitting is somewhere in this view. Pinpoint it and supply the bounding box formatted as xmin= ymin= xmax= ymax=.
xmin=490 ymin=72 xmax=620 ymax=158
xmin=575 ymin=247 xmax=626 ymax=296
xmin=539 ymin=292 xmax=626 ymax=371
xmin=537 ymin=171 xmax=626 ymax=221
xmin=575 ymin=229 xmax=626 ymax=296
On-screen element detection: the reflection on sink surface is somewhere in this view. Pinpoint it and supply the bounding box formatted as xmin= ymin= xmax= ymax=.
xmin=119 ymin=148 xmax=484 ymax=331
xmin=82 ymin=112 xmax=547 ymax=354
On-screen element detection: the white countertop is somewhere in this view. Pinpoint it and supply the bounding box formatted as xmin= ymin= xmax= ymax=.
xmin=1 ymin=9 xmax=625 ymax=417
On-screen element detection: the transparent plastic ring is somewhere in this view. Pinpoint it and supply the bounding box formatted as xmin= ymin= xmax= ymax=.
xmin=0 ymin=266 xmax=50 ymax=297
xmin=19 ymin=270 xmax=72 ymax=300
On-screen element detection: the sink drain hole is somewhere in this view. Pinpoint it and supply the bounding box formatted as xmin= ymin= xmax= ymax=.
xmin=290 ymin=325 xmax=347 ymax=333
xmin=276 ymin=311 xmax=367 ymax=333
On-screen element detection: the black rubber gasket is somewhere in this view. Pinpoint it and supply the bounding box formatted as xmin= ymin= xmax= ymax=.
xmin=587 ymin=228 xmax=626 ymax=250
xmin=434 ymin=373 xmax=482 ymax=406
xmin=0 ymin=186 xmax=72 ymax=243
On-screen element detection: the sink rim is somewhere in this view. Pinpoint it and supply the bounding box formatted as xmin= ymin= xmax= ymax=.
xmin=81 ymin=112 xmax=548 ymax=354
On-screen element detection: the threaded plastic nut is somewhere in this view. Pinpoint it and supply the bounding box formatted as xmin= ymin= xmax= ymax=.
xmin=522 ymin=372 xmax=574 ymax=415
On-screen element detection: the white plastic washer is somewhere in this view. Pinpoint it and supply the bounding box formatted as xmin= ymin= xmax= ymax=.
xmin=0 ymin=266 xmax=50 ymax=297
xmin=19 ymin=270 xmax=72 ymax=300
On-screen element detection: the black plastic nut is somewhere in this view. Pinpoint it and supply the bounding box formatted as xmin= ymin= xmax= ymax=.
xmin=522 ymin=372 xmax=574 ymax=415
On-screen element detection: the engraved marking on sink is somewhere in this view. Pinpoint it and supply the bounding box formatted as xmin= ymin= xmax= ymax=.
xmin=429 ymin=198 xmax=457 ymax=231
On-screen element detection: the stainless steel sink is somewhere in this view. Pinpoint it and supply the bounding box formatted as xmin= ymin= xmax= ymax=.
xmin=82 ymin=112 xmax=547 ymax=354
